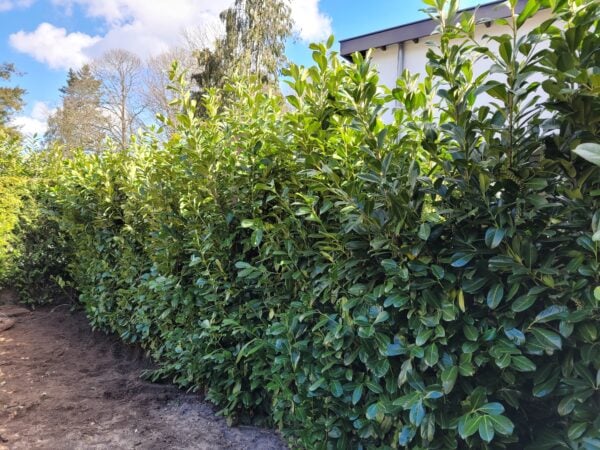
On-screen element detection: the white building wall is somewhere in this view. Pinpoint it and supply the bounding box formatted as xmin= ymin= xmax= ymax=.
xmin=369 ymin=9 xmax=553 ymax=121
xmin=371 ymin=43 xmax=402 ymax=90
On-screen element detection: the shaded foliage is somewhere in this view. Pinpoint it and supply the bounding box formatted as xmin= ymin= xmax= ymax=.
xmin=0 ymin=133 xmax=70 ymax=302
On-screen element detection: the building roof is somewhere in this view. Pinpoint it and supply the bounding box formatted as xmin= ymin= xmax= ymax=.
xmin=339 ymin=0 xmax=529 ymax=58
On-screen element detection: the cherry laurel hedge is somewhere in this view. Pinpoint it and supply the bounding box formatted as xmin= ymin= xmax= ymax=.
xmin=0 ymin=134 xmax=69 ymax=303
xmin=13 ymin=0 xmax=600 ymax=448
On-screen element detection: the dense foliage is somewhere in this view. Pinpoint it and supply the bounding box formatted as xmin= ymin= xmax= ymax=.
xmin=192 ymin=0 xmax=292 ymax=99
xmin=3 ymin=0 xmax=600 ymax=448
xmin=0 ymin=133 xmax=28 ymax=280
xmin=0 ymin=62 xmax=25 ymax=136
xmin=0 ymin=134 xmax=69 ymax=302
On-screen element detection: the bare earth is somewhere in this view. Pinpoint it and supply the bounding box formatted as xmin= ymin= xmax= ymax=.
xmin=0 ymin=296 xmax=288 ymax=450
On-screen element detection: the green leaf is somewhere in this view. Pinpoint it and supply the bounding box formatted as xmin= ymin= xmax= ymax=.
xmin=504 ymin=327 xmax=525 ymax=345
xmin=328 ymin=426 xmax=342 ymax=439
xmin=384 ymin=294 xmax=408 ymax=308
xmin=489 ymin=414 xmax=514 ymax=436
xmin=418 ymin=223 xmax=431 ymax=240
xmin=409 ymin=401 xmax=425 ymax=426
xmin=386 ymin=343 xmax=406 ymax=356
xmin=459 ymin=357 xmax=475 ymax=376
xmin=441 ymin=366 xmax=458 ymax=394
xmin=286 ymin=95 xmax=300 ymax=110
xmin=365 ymin=380 xmax=383 ymax=394
xmin=309 ymin=377 xmax=326 ymax=392
xmin=495 ymin=352 xmax=511 ymax=369
xmin=517 ymin=0 xmax=540 ymax=28
xmin=451 ymin=252 xmax=475 ymax=268
xmin=488 ymin=255 xmax=517 ymax=271
xmin=559 ymin=321 xmax=574 ymax=338
xmin=525 ymin=178 xmax=548 ymax=191
xmin=358 ymin=172 xmax=381 ymax=184
xmin=594 ymin=286 xmax=600 ymax=301
xmin=462 ymin=276 xmax=487 ymax=294
xmin=366 ymin=402 xmax=379 ymax=420
xmin=479 ymin=402 xmax=505 ymax=415
xmin=240 ymin=219 xmax=256 ymax=228
xmin=521 ymin=241 xmax=538 ymax=267
xmin=578 ymin=322 xmax=598 ymax=342
xmin=431 ymin=264 xmax=445 ymax=279
xmin=530 ymin=328 xmax=562 ymax=351
xmin=479 ymin=415 xmax=495 ymax=443
xmin=487 ymin=283 xmax=504 ymax=309
xmin=326 ymin=34 xmax=335 ymax=48
xmin=557 ymin=395 xmax=576 ymax=416
xmin=568 ymin=422 xmax=587 ymax=440
xmin=416 ymin=327 xmax=433 ymax=346
xmin=424 ymin=389 xmax=443 ymax=399
xmin=424 ymin=343 xmax=439 ymax=367
xmin=374 ymin=310 xmax=390 ymax=324
xmin=534 ymin=305 xmax=568 ymax=323
xmin=330 ymin=380 xmax=343 ymax=398
xmin=458 ymin=413 xmax=480 ymax=439
xmin=485 ymin=227 xmax=506 ymax=249
xmin=461 ymin=341 xmax=478 ymax=354
xmin=573 ymin=143 xmax=600 ymax=166
xmin=511 ymin=294 xmax=536 ymax=312
xmin=533 ymin=375 xmax=558 ymax=398
xmin=463 ymin=324 xmax=479 ymax=341
xmin=511 ymin=355 xmax=536 ymax=372
xmin=398 ymin=426 xmax=414 ymax=446
xmin=251 ymin=229 xmax=263 ymax=246
xmin=352 ymin=384 xmax=363 ymax=405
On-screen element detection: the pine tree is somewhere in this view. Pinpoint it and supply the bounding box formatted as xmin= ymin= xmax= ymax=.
xmin=0 ymin=63 xmax=26 ymax=136
xmin=46 ymin=65 xmax=107 ymax=154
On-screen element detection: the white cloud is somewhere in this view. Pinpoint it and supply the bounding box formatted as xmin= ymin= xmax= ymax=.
xmin=9 ymin=23 xmax=101 ymax=70
xmin=10 ymin=101 xmax=55 ymax=136
xmin=11 ymin=0 xmax=331 ymax=71
xmin=0 ymin=0 xmax=34 ymax=12
xmin=290 ymin=0 xmax=332 ymax=42
xmin=50 ymin=0 xmax=232 ymax=58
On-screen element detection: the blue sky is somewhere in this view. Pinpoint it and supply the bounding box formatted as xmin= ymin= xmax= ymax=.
xmin=0 ymin=0 xmax=491 ymax=134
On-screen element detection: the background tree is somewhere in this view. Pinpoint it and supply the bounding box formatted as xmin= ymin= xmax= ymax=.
xmin=0 ymin=63 xmax=25 ymax=136
xmin=93 ymin=49 xmax=145 ymax=150
xmin=191 ymin=0 xmax=292 ymax=99
xmin=46 ymin=65 xmax=106 ymax=154
xmin=144 ymin=47 xmax=197 ymax=127
xmin=144 ymin=25 xmax=220 ymax=128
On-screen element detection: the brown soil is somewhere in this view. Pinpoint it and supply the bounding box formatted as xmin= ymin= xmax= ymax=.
xmin=0 ymin=295 xmax=288 ymax=450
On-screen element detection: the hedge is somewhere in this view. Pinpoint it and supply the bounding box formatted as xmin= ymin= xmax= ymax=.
xmin=5 ymin=0 xmax=600 ymax=448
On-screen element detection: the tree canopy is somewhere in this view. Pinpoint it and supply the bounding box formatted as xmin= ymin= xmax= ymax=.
xmin=192 ymin=0 xmax=292 ymax=99
xmin=0 ymin=63 xmax=26 ymax=136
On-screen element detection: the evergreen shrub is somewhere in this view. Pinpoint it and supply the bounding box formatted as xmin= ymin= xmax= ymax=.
xmin=22 ymin=0 xmax=600 ymax=447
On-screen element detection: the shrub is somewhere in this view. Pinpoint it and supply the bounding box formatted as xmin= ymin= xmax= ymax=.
xmin=33 ymin=0 xmax=600 ymax=448
xmin=0 ymin=133 xmax=29 ymax=283
xmin=0 ymin=134 xmax=69 ymax=303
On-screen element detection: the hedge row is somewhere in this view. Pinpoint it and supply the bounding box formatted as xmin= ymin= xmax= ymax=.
xmin=0 ymin=134 xmax=29 ymax=283
xmin=7 ymin=0 xmax=600 ymax=448
xmin=0 ymin=134 xmax=68 ymax=302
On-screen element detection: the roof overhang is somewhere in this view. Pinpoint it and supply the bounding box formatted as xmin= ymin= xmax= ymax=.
xmin=339 ymin=0 xmax=530 ymax=59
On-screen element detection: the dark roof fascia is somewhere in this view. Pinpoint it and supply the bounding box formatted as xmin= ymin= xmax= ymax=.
xmin=339 ymin=0 xmax=529 ymax=58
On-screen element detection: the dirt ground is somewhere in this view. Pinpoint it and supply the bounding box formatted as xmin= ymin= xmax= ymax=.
xmin=0 ymin=292 xmax=288 ymax=450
